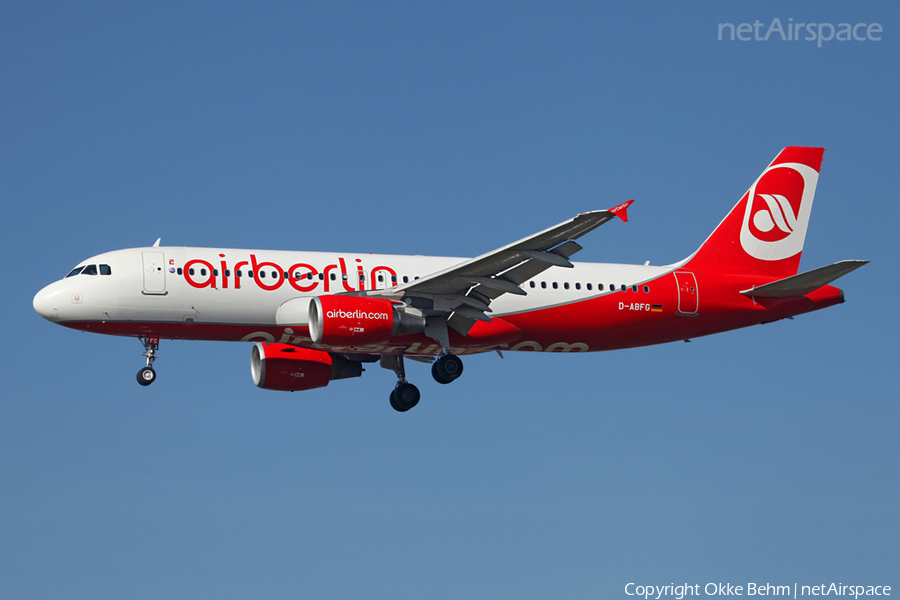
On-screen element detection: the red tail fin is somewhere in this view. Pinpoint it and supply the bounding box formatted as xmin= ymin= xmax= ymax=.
xmin=685 ymin=147 xmax=824 ymax=278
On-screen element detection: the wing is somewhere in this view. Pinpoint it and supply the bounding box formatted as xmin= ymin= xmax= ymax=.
xmin=361 ymin=201 xmax=633 ymax=337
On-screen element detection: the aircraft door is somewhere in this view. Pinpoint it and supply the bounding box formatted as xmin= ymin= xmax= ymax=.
xmin=142 ymin=251 xmax=167 ymax=294
xmin=674 ymin=271 xmax=698 ymax=315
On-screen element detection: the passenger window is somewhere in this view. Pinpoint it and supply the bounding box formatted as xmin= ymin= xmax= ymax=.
xmin=260 ymin=271 xmax=266 ymax=278
xmin=66 ymin=266 xmax=84 ymax=278
xmin=391 ymin=276 xmax=397 ymax=284
xmin=564 ymin=282 xmax=570 ymax=290
xmin=529 ymin=281 xmax=536 ymax=288
xmin=403 ymin=276 xmax=409 ymax=283
xmin=249 ymin=271 xmax=254 ymax=278
xmin=598 ymin=284 xmax=604 ymax=291
xmin=236 ymin=270 xmax=242 ymax=277
xmin=330 ymin=273 xmax=336 ymax=281
xmin=621 ymin=285 xmax=627 ymax=292
xmin=632 ymin=285 xmax=638 ymax=292
xmin=213 ymin=269 xmax=218 ymax=276
xmin=552 ymin=282 xmax=558 ymax=289
xmin=643 ymin=285 xmax=649 ymax=293
xmin=272 ymin=271 xmax=278 ymax=279
xmin=100 ymin=264 xmax=112 ymax=275
xmin=177 ymin=268 xmax=183 ymax=275
xmin=575 ymin=283 xmax=581 ymax=290
xmin=82 ymin=264 xmax=98 ymax=276
xmin=359 ymin=274 xmax=365 ymax=282
xmin=541 ymin=281 xmax=547 ymax=289
xmin=200 ymin=268 xmax=207 ymax=276
xmin=225 ymin=270 xmax=230 ymax=277
xmin=318 ymin=273 xmax=323 ymax=280
xmin=189 ymin=268 xmax=195 ymax=276
xmin=586 ymin=283 xmax=592 ymax=291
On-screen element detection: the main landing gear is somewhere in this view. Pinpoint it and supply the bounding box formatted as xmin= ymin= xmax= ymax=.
xmin=136 ymin=336 xmax=159 ymax=386
xmin=432 ymin=353 xmax=463 ymax=384
xmin=390 ymin=383 xmax=420 ymax=413
xmin=381 ymin=352 xmax=464 ymax=412
xmin=382 ymin=354 xmax=420 ymax=412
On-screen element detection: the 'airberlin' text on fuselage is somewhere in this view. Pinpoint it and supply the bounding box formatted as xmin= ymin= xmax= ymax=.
xmin=182 ymin=254 xmax=400 ymax=293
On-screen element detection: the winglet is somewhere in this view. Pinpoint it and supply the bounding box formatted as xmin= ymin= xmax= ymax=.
xmin=609 ymin=199 xmax=634 ymax=223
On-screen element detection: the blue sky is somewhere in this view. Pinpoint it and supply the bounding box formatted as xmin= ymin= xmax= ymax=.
xmin=1 ymin=2 xmax=897 ymax=598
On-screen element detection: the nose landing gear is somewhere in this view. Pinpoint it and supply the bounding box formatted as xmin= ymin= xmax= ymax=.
xmin=136 ymin=336 xmax=159 ymax=386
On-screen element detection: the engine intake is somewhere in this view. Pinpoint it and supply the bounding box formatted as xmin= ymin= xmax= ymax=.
xmin=251 ymin=343 xmax=362 ymax=391
xmin=308 ymin=295 xmax=425 ymax=346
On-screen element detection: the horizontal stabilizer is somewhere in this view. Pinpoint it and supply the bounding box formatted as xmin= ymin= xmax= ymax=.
xmin=740 ymin=260 xmax=868 ymax=298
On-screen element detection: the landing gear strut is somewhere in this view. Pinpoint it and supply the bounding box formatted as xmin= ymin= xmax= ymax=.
xmin=432 ymin=353 xmax=463 ymax=384
xmin=137 ymin=336 xmax=159 ymax=386
xmin=424 ymin=317 xmax=464 ymax=385
xmin=381 ymin=354 xmax=420 ymax=412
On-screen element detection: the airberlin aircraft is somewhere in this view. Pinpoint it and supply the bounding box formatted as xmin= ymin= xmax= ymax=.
xmin=34 ymin=147 xmax=866 ymax=411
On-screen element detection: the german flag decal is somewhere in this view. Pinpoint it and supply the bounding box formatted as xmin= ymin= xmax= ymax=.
xmin=651 ymin=304 xmax=663 ymax=312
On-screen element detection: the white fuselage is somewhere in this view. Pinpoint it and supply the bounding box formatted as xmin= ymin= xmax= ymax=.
xmin=34 ymin=246 xmax=675 ymax=351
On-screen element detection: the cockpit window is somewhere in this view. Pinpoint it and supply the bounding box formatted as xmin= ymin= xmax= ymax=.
xmin=66 ymin=266 xmax=84 ymax=278
xmin=82 ymin=264 xmax=98 ymax=276
xmin=100 ymin=264 xmax=112 ymax=275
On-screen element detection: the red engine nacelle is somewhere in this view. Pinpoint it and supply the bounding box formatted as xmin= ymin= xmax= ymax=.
xmin=251 ymin=343 xmax=362 ymax=391
xmin=309 ymin=295 xmax=424 ymax=346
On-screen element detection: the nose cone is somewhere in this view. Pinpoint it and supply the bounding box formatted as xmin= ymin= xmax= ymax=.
xmin=33 ymin=284 xmax=60 ymax=322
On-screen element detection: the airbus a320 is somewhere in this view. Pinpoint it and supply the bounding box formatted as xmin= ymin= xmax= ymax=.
xmin=33 ymin=147 xmax=867 ymax=411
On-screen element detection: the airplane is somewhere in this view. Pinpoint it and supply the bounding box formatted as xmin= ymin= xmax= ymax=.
xmin=33 ymin=147 xmax=867 ymax=412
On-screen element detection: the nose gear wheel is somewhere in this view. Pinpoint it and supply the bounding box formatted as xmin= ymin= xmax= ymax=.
xmin=137 ymin=336 xmax=159 ymax=386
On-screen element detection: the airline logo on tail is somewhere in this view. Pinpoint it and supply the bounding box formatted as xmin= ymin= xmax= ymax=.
xmin=752 ymin=193 xmax=797 ymax=239
xmin=740 ymin=161 xmax=819 ymax=261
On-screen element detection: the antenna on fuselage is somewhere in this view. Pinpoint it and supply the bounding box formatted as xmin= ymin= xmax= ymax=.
xmin=153 ymin=238 xmax=161 ymax=247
